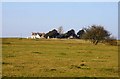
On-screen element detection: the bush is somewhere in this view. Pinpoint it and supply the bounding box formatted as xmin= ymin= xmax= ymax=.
xmin=105 ymin=36 xmax=117 ymax=46
xmin=82 ymin=25 xmax=111 ymax=45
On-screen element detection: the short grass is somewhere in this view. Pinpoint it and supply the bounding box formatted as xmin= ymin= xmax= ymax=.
xmin=2 ymin=38 xmax=118 ymax=77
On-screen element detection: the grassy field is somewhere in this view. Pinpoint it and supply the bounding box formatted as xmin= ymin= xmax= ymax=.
xmin=2 ymin=38 xmax=118 ymax=77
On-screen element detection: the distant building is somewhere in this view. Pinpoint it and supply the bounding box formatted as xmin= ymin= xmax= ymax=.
xmin=47 ymin=36 xmax=50 ymax=39
xmin=27 ymin=32 xmax=45 ymax=39
xmin=68 ymin=35 xmax=74 ymax=39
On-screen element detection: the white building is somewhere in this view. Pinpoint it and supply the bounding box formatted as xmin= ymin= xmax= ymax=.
xmin=27 ymin=32 xmax=45 ymax=39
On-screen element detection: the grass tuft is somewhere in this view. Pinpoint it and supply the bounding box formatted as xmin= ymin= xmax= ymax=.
xmin=50 ymin=68 xmax=57 ymax=71
xmin=59 ymin=52 xmax=67 ymax=55
xmin=32 ymin=51 xmax=42 ymax=54
xmin=80 ymin=63 xmax=86 ymax=66
xmin=6 ymin=55 xmax=16 ymax=57
xmin=3 ymin=42 xmax=11 ymax=44
xmin=2 ymin=62 xmax=11 ymax=65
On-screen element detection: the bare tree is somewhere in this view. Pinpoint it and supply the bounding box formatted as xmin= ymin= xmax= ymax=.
xmin=58 ymin=26 xmax=64 ymax=34
xmin=83 ymin=25 xmax=111 ymax=45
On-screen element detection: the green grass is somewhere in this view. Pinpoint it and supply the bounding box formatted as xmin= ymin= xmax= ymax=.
xmin=2 ymin=38 xmax=118 ymax=77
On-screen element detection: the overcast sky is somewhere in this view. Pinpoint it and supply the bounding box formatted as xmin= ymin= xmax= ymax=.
xmin=2 ymin=2 xmax=118 ymax=38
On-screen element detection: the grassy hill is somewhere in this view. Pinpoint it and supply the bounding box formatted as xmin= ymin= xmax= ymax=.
xmin=2 ymin=38 xmax=118 ymax=77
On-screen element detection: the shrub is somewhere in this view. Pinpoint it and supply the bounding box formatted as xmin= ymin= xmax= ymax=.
xmin=82 ymin=25 xmax=111 ymax=45
xmin=105 ymin=36 xmax=117 ymax=46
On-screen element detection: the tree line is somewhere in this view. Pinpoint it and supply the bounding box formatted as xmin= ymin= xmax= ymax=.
xmin=44 ymin=25 xmax=117 ymax=45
